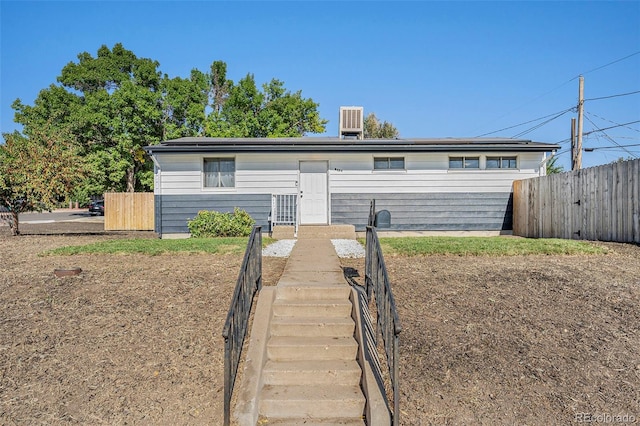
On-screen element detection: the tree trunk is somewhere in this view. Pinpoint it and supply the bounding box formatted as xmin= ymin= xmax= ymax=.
xmin=10 ymin=211 xmax=19 ymax=236
xmin=126 ymin=167 xmax=136 ymax=193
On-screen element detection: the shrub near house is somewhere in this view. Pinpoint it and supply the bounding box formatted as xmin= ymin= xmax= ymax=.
xmin=187 ymin=208 xmax=255 ymax=238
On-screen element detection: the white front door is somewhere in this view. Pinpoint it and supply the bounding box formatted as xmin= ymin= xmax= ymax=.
xmin=299 ymin=161 xmax=328 ymax=224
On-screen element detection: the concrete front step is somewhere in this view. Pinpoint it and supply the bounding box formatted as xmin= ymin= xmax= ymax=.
xmin=262 ymin=418 xmax=365 ymax=426
xmin=273 ymin=299 xmax=353 ymax=318
xmin=267 ymin=336 xmax=358 ymax=361
xmin=262 ymin=359 xmax=362 ymax=386
xmin=271 ymin=225 xmax=356 ymax=240
xmin=276 ymin=284 xmax=352 ymax=301
xmin=297 ymin=225 xmax=357 ymax=239
xmin=259 ymin=384 xmax=365 ymax=419
xmin=270 ymin=316 xmax=355 ymax=337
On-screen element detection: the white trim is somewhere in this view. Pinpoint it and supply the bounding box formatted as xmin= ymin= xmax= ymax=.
xmin=299 ymin=161 xmax=329 ymax=225
xmin=202 ymin=156 xmax=236 ymax=191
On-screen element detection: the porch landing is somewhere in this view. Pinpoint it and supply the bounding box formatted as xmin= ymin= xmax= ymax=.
xmin=271 ymin=225 xmax=357 ymax=240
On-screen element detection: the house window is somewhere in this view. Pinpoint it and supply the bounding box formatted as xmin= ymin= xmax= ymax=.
xmin=374 ymin=157 xmax=405 ymax=170
xmin=486 ymin=156 xmax=517 ymax=169
xmin=204 ymin=158 xmax=235 ymax=188
xmin=449 ymin=156 xmax=479 ymax=169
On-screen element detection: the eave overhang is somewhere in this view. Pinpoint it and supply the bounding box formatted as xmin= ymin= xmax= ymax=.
xmin=143 ymin=137 xmax=560 ymax=155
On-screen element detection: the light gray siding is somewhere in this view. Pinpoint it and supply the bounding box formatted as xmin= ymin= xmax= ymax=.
xmin=331 ymin=192 xmax=513 ymax=231
xmin=153 ymin=152 xmax=545 ymax=196
xmin=156 ymin=194 xmax=271 ymax=235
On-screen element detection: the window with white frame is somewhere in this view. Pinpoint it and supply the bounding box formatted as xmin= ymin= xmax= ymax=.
xmin=449 ymin=156 xmax=479 ymax=169
xmin=204 ymin=158 xmax=235 ymax=188
xmin=486 ymin=156 xmax=517 ymax=169
xmin=374 ymin=157 xmax=405 ymax=170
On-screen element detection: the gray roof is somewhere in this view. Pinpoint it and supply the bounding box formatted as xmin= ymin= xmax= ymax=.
xmin=144 ymin=137 xmax=560 ymax=154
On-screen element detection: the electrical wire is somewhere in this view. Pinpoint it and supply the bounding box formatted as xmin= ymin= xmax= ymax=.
xmin=584 ymin=115 xmax=638 ymax=158
xmin=584 ymin=112 xmax=640 ymax=133
xmin=584 ymin=143 xmax=640 ymax=151
xmin=476 ymin=51 xmax=640 ymax=137
xmin=475 ymin=107 xmax=574 ymax=137
xmin=511 ymin=109 xmax=573 ymax=138
xmin=585 ymin=90 xmax=640 ymax=102
xmin=569 ymin=51 xmax=640 ymax=80
xmin=582 ymin=120 xmax=640 ymax=136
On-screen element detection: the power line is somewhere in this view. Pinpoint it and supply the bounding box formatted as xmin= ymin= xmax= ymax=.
xmin=474 ymin=51 xmax=640 ymax=139
xmin=582 ymin=120 xmax=640 ymax=136
xmin=475 ymin=107 xmax=574 ymax=137
xmin=585 ymin=112 xmax=640 ymax=133
xmin=570 ymin=51 xmax=640 ymax=81
xmin=555 ymin=137 xmax=572 ymax=145
xmin=554 ymin=119 xmax=640 ymax=146
xmin=584 ymin=143 xmax=640 ymax=151
xmin=511 ymin=109 xmax=573 ymax=138
xmin=605 ymin=136 xmax=640 ymax=140
xmin=584 ymin=115 xmax=638 ymax=158
xmin=585 ymin=90 xmax=640 ymax=102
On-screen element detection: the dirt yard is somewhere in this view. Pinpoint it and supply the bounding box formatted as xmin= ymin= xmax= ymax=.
xmin=1 ymin=222 xmax=639 ymax=425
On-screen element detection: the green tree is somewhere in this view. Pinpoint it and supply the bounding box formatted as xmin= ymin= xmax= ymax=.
xmin=206 ymin=74 xmax=327 ymax=137
xmin=209 ymin=60 xmax=231 ymax=114
xmin=56 ymin=43 xmax=163 ymax=193
xmin=161 ymin=69 xmax=209 ymax=139
xmin=11 ymin=46 xmax=328 ymax=198
xmin=363 ymin=112 xmax=399 ymax=139
xmin=0 ymin=125 xmax=86 ymax=235
xmin=546 ymin=155 xmax=564 ymax=175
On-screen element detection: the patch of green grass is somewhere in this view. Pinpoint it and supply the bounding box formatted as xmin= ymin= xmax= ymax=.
xmin=43 ymin=236 xmax=276 ymax=256
xmin=368 ymin=236 xmax=607 ymax=256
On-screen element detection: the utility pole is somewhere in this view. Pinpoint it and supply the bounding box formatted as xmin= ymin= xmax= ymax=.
xmin=574 ymin=75 xmax=584 ymax=170
xmin=571 ymin=118 xmax=577 ymax=170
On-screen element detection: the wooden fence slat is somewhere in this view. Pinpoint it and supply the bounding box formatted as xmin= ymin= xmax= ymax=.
xmin=104 ymin=192 xmax=155 ymax=231
xmin=513 ymin=159 xmax=640 ymax=243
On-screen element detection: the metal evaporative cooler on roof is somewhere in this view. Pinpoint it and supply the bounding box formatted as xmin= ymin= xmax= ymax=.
xmin=339 ymin=106 xmax=364 ymax=140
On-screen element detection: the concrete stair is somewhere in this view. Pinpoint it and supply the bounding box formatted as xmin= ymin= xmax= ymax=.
xmin=261 ymin=360 xmax=362 ymax=385
xmin=260 ymin=384 xmax=365 ymax=418
xmin=234 ymin=238 xmax=390 ymax=425
xmin=257 ymin=282 xmax=365 ymax=424
xmin=271 ymin=224 xmax=357 ymax=239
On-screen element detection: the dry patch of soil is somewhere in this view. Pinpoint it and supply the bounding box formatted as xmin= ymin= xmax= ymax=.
xmin=0 ymin=223 xmax=285 ymax=424
xmin=2 ymin=222 xmax=639 ymax=425
xmin=345 ymin=243 xmax=640 ymax=425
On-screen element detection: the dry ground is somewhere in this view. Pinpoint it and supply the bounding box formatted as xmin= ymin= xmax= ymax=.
xmin=1 ymin=222 xmax=639 ymax=425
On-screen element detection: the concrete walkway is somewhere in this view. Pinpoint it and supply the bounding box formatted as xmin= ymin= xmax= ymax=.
xmin=235 ymin=231 xmax=381 ymax=425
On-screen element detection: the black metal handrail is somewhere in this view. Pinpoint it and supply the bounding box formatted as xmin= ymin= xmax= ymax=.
xmin=365 ymin=221 xmax=402 ymax=426
xmin=222 ymin=225 xmax=262 ymax=426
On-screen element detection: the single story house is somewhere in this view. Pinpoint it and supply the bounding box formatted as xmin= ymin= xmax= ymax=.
xmin=143 ymin=137 xmax=559 ymax=238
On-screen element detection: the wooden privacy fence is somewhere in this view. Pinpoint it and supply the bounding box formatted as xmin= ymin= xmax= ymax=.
xmin=513 ymin=159 xmax=640 ymax=243
xmin=105 ymin=192 xmax=154 ymax=231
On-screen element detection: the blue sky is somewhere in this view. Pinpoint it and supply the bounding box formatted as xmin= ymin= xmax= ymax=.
xmin=1 ymin=1 xmax=639 ymax=170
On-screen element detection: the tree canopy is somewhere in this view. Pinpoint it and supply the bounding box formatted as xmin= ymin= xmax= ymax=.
xmin=10 ymin=43 xmax=328 ymax=199
xmin=363 ymin=112 xmax=399 ymax=139
xmin=0 ymin=124 xmax=86 ymax=235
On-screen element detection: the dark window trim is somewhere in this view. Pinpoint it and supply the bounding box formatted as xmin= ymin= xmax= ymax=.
xmin=486 ymin=156 xmax=518 ymax=169
xmin=373 ymin=156 xmax=405 ymax=170
xmin=449 ymin=156 xmax=480 ymax=169
xmin=203 ymin=157 xmax=236 ymax=188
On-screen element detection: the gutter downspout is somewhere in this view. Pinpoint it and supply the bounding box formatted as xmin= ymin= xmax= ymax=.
xmin=537 ymin=150 xmax=557 ymax=176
